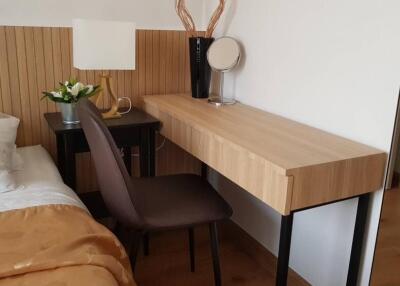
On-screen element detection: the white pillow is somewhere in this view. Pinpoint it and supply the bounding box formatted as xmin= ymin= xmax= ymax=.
xmin=0 ymin=170 xmax=17 ymax=193
xmin=0 ymin=113 xmax=23 ymax=171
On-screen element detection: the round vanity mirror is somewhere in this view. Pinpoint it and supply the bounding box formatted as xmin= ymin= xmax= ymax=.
xmin=207 ymin=37 xmax=241 ymax=105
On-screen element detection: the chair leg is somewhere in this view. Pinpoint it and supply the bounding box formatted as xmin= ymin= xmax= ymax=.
xmin=209 ymin=222 xmax=222 ymax=286
xmin=129 ymin=231 xmax=142 ymax=273
xmin=188 ymin=227 xmax=195 ymax=272
xmin=143 ymin=233 xmax=150 ymax=256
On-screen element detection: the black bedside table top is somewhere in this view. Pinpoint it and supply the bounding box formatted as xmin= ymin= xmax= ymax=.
xmin=44 ymin=108 xmax=160 ymax=134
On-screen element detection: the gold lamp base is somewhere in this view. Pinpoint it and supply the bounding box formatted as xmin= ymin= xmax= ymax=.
xmin=91 ymin=74 xmax=121 ymax=119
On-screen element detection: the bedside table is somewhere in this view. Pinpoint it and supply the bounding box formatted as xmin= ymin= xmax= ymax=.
xmin=45 ymin=109 xmax=160 ymax=217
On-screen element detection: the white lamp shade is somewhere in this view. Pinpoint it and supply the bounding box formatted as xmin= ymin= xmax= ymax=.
xmin=73 ymin=19 xmax=136 ymax=70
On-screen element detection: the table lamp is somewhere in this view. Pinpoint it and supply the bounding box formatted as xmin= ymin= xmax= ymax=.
xmin=72 ymin=19 xmax=136 ymax=119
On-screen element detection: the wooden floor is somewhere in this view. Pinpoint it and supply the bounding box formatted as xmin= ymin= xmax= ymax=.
xmin=371 ymin=188 xmax=400 ymax=286
xmin=130 ymin=223 xmax=309 ymax=286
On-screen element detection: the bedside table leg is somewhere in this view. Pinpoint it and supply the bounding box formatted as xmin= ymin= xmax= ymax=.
xmin=123 ymin=146 xmax=132 ymax=176
xmin=139 ymin=128 xmax=156 ymax=177
xmin=139 ymin=127 xmax=156 ymax=256
xmin=57 ymin=133 xmax=76 ymax=190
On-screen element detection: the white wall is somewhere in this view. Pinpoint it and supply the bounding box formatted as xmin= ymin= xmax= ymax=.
xmin=205 ymin=0 xmax=400 ymax=285
xmin=0 ymin=0 xmax=205 ymax=30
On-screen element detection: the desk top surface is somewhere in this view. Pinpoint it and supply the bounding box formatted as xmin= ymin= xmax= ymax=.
xmin=142 ymin=94 xmax=385 ymax=174
xmin=44 ymin=108 xmax=160 ymax=134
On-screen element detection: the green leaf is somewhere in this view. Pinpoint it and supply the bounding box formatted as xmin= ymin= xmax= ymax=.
xmin=69 ymin=78 xmax=77 ymax=86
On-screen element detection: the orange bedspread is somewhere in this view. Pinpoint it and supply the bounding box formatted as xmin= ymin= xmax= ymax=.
xmin=0 ymin=204 xmax=136 ymax=286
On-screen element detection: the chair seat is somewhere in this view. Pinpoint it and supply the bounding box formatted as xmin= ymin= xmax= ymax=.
xmin=131 ymin=174 xmax=233 ymax=230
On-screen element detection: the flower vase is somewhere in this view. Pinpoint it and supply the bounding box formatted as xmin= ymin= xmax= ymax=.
xmin=189 ymin=37 xmax=214 ymax=98
xmin=58 ymin=102 xmax=79 ymax=124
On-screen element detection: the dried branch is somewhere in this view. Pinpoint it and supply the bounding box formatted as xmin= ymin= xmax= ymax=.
xmin=176 ymin=0 xmax=196 ymax=37
xmin=206 ymin=0 xmax=225 ymax=38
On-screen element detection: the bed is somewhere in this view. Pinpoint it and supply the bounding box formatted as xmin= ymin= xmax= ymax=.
xmin=0 ymin=145 xmax=136 ymax=286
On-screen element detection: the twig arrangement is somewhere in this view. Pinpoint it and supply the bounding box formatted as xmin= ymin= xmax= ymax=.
xmin=175 ymin=0 xmax=226 ymax=38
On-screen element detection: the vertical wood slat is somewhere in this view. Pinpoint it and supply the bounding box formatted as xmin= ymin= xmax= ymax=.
xmin=0 ymin=26 xmax=200 ymax=193
xmin=42 ymin=27 xmax=56 ymax=158
xmin=15 ymin=27 xmax=33 ymax=146
xmin=0 ymin=27 xmax=13 ymax=115
xmin=5 ymin=27 xmax=24 ymax=146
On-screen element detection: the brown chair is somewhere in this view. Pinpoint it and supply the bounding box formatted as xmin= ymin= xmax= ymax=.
xmin=77 ymin=99 xmax=232 ymax=286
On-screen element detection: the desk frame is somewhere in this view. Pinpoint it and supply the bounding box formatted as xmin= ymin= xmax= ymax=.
xmin=277 ymin=193 xmax=370 ymax=286
xmin=202 ymin=163 xmax=368 ymax=286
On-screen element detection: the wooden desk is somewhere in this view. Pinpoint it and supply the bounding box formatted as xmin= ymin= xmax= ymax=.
xmin=140 ymin=94 xmax=387 ymax=286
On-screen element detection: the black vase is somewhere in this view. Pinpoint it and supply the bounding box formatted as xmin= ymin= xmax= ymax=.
xmin=189 ymin=37 xmax=214 ymax=98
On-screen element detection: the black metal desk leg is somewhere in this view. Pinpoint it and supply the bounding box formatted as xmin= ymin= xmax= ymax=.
xmin=276 ymin=213 xmax=294 ymax=286
xmin=56 ymin=133 xmax=76 ymax=189
xmin=346 ymin=193 xmax=370 ymax=286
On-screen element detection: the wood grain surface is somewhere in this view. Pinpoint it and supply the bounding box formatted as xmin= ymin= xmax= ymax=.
xmin=141 ymin=94 xmax=387 ymax=214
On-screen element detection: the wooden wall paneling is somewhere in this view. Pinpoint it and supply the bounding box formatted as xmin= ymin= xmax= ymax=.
xmin=0 ymin=27 xmax=202 ymax=194
xmin=165 ymin=31 xmax=174 ymax=94
xmin=0 ymin=68 xmax=3 ymax=112
xmin=138 ymin=30 xmax=146 ymax=96
xmin=43 ymin=27 xmax=57 ymax=159
xmin=5 ymin=27 xmax=24 ymax=146
xmin=60 ymin=28 xmax=71 ymax=82
xmin=131 ymin=32 xmax=139 ymax=106
xmin=145 ymin=30 xmax=153 ymax=95
xmin=159 ymin=31 xmax=167 ymax=95
xmin=178 ymin=32 xmax=186 ymax=92
xmin=25 ymin=26 xmax=43 ymax=146
xmin=184 ymin=32 xmax=191 ymax=93
xmin=124 ymin=70 xmax=132 ymax=106
xmin=68 ymin=29 xmax=79 ymax=80
xmin=172 ymin=32 xmax=180 ymax=94
xmin=15 ymin=27 xmax=33 ymax=146
xmin=117 ymin=70 xmax=125 ymax=105
xmin=152 ymin=30 xmax=160 ymax=95
xmin=34 ymin=27 xmax=50 ymax=150
xmin=0 ymin=27 xmax=12 ymax=115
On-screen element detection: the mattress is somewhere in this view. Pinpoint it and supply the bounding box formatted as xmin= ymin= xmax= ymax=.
xmin=0 ymin=145 xmax=136 ymax=286
xmin=0 ymin=145 xmax=87 ymax=212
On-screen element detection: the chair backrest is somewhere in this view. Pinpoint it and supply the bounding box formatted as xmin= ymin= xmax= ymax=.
xmin=77 ymin=99 xmax=143 ymax=228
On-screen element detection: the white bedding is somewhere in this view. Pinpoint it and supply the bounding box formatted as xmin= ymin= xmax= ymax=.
xmin=0 ymin=145 xmax=87 ymax=213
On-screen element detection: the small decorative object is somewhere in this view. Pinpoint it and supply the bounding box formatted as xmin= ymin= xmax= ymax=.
xmin=189 ymin=37 xmax=214 ymax=99
xmin=72 ymin=19 xmax=135 ymax=119
xmin=176 ymin=0 xmax=226 ymax=99
xmin=207 ymin=37 xmax=241 ymax=106
xmin=42 ymin=79 xmax=100 ymax=124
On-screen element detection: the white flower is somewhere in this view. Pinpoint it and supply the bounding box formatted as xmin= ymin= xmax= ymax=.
xmin=64 ymin=81 xmax=69 ymax=86
xmin=51 ymin=91 xmax=63 ymax=98
xmin=67 ymin=82 xmax=85 ymax=97
xmin=85 ymin=85 xmax=94 ymax=94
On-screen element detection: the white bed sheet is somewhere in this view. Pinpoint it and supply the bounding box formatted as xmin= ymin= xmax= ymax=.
xmin=0 ymin=145 xmax=87 ymax=213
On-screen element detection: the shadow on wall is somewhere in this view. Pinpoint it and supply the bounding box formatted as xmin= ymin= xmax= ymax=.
xmin=220 ymin=0 xmax=237 ymax=35
xmin=208 ymin=169 xmax=282 ymax=255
